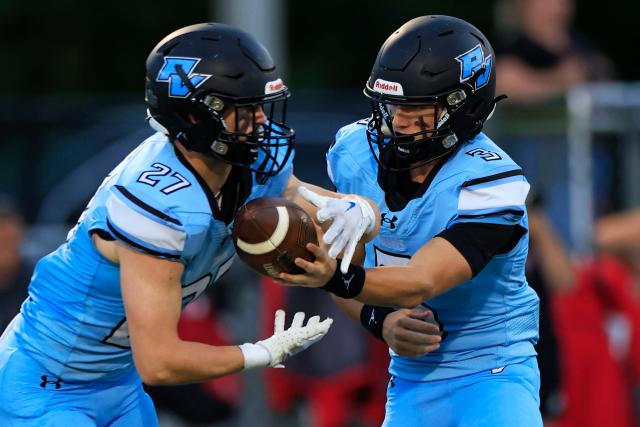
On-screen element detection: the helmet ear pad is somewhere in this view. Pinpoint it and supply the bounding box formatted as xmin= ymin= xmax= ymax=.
xmin=449 ymin=95 xmax=485 ymax=143
xmin=181 ymin=115 xmax=222 ymax=150
xmin=449 ymin=91 xmax=507 ymax=143
xmin=180 ymin=108 xmax=259 ymax=165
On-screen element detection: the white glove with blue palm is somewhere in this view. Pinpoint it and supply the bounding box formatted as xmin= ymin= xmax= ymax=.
xmin=239 ymin=310 xmax=333 ymax=369
xmin=298 ymin=186 xmax=376 ymax=274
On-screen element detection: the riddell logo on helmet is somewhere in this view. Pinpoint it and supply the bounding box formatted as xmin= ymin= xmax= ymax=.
xmin=265 ymin=79 xmax=285 ymax=94
xmin=373 ymin=79 xmax=404 ymax=96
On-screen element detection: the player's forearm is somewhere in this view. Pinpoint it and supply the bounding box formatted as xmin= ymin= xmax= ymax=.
xmin=330 ymin=294 xmax=364 ymax=322
xmin=318 ymin=238 xmax=470 ymax=308
xmin=355 ymin=265 xmax=431 ymax=308
xmin=135 ymin=339 xmax=244 ymax=386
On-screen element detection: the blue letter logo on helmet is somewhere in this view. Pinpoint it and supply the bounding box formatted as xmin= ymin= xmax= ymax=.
xmin=156 ymin=57 xmax=212 ymax=98
xmin=455 ymin=44 xmax=492 ymax=90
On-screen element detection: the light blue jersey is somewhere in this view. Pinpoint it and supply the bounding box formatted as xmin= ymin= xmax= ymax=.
xmin=328 ymin=120 xmax=539 ymax=382
xmin=1 ymin=131 xmax=293 ymax=384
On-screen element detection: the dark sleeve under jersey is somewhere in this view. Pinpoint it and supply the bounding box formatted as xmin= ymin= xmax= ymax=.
xmin=436 ymin=222 xmax=527 ymax=276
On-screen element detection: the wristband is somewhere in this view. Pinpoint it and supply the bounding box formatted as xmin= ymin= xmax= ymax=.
xmin=321 ymin=262 xmax=365 ymax=298
xmin=360 ymin=304 xmax=396 ymax=341
xmin=238 ymin=343 xmax=271 ymax=370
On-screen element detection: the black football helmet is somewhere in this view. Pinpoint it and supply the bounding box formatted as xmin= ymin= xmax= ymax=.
xmin=364 ymin=15 xmax=506 ymax=171
xmin=145 ymin=23 xmax=295 ymax=181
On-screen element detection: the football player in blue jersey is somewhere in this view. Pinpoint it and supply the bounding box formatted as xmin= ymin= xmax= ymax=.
xmin=0 ymin=23 xmax=380 ymax=426
xmin=282 ymin=16 xmax=543 ymax=426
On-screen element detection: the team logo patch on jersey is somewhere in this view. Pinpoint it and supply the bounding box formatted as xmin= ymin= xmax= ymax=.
xmin=455 ymin=44 xmax=492 ymax=90
xmin=156 ymin=57 xmax=212 ymax=98
xmin=373 ymin=78 xmax=404 ymax=96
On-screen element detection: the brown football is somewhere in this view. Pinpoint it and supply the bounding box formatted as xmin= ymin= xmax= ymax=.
xmin=232 ymin=197 xmax=318 ymax=278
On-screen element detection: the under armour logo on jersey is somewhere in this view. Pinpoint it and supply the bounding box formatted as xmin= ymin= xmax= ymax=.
xmin=455 ymin=44 xmax=492 ymax=90
xmin=343 ymin=274 xmax=355 ymax=290
xmin=381 ymin=213 xmax=398 ymax=229
xmin=40 ymin=375 xmax=63 ymax=389
xmin=156 ymin=57 xmax=211 ymax=98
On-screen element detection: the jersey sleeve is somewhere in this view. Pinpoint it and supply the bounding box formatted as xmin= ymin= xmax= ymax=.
xmin=455 ymin=169 xmax=530 ymax=226
xmin=326 ymin=121 xmax=367 ymax=192
xmin=105 ymin=184 xmax=186 ymax=261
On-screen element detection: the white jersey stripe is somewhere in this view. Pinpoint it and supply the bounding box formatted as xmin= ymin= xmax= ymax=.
xmin=106 ymin=193 xmax=186 ymax=253
xmin=458 ymin=180 xmax=530 ymax=211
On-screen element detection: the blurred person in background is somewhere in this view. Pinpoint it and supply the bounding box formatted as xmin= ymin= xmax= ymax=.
xmin=0 ymin=194 xmax=30 ymax=333
xmin=494 ymin=0 xmax=614 ymax=103
xmin=0 ymin=22 xmax=390 ymax=426
xmin=281 ymin=15 xmax=542 ymax=427
xmin=549 ymin=211 xmax=640 ymax=427
xmin=492 ymin=0 xmax=618 ymax=286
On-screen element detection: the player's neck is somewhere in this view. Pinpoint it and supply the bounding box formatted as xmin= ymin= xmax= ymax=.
xmin=174 ymin=141 xmax=232 ymax=195
xmin=409 ymin=161 xmax=438 ymax=184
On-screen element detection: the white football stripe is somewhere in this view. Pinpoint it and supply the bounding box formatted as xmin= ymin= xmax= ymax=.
xmin=458 ymin=180 xmax=530 ymax=211
xmin=236 ymin=206 xmax=290 ymax=255
xmin=107 ymin=193 xmax=185 ymax=252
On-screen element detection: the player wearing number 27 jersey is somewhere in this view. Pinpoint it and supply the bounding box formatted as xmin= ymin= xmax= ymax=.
xmin=0 ymin=131 xmax=291 ymax=423
xmin=0 ymin=24 xmax=380 ymax=426
xmin=6 ymin=131 xmax=290 ymax=382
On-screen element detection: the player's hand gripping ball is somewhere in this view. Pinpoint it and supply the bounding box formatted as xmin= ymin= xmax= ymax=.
xmin=232 ymin=197 xmax=318 ymax=278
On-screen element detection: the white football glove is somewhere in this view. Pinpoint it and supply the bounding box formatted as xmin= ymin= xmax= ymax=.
xmin=298 ymin=186 xmax=376 ymax=274
xmin=239 ymin=310 xmax=333 ymax=369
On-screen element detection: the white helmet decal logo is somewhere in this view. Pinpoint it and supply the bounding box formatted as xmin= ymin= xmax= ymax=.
xmin=265 ymin=79 xmax=285 ymax=94
xmin=373 ymin=78 xmax=404 ymax=96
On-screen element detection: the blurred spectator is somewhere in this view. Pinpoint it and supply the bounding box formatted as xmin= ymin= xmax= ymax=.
xmin=545 ymin=209 xmax=640 ymax=427
xmin=526 ymin=195 xmax=640 ymax=426
xmin=552 ymin=255 xmax=640 ymax=427
xmin=492 ymin=0 xmax=617 ymax=248
xmin=527 ymin=195 xmax=576 ymax=424
xmin=595 ymin=209 xmax=640 ymax=255
xmin=494 ymin=0 xmax=615 ymax=104
xmin=0 ymin=194 xmax=31 ymax=332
